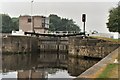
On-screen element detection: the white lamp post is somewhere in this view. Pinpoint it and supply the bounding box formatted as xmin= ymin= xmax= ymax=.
xmin=31 ymin=0 xmax=34 ymax=33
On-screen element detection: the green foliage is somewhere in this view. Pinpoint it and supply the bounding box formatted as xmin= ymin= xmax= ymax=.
xmin=107 ymin=6 xmax=120 ymax=33
xmin=12 ymin=17 xmax=19 ymax=31
xmin=0 ymin=14 xmax=19 ymax=33
xmin=49 ymin=14 xmax=80 ymax=32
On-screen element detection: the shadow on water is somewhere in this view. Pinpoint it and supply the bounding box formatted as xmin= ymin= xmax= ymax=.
xmin=1 ymin=51 xmax=101 ymax=79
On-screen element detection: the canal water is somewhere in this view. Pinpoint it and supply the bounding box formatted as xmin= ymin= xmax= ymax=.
xmin=1 ymin=52 xmax=100 ymax=79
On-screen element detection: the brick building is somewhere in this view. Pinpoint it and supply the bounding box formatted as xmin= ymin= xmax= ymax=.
xmin=19 ymin=15 xmax=49 ymax=33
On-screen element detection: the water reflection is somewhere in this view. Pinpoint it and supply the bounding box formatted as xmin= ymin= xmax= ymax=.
xmin=1 ymin=52 xmax=100 ymax=79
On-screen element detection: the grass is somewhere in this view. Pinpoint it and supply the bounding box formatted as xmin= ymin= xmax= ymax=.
xmin=98 ymin=64 xmax=118 ymax=78
xmin=90 ymin=36 xmax=120 ymax=43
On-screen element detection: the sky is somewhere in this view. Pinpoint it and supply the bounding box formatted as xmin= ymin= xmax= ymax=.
xmin=0 ymin=0 xmax=119 ymax=33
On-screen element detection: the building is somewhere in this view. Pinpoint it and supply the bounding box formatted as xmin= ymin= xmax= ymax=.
xmin=111 ymin=32 xmax=120 ymax=39
xmin=89 ymin=32 xmax=120 ymax=39
xmin=19 ymin=15 xmax=49 ymax=33
xmin=90 ymin=33 xmax=114 ymax=38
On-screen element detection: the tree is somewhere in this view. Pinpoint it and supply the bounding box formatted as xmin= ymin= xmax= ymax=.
xmin=12 ymin=17 xmax=19 ymax=31
xmin=49 ymin=14 xmax=80 ymax=32
xmin=1 ymin=14 xmax=13 ymax=33
xmin=0 ymin=14 xmax=19 ymax=33
xmin=107 ymin=5 xmax=120 ymax=33
xmin=49 ymin=14 xmax=61 ymax=31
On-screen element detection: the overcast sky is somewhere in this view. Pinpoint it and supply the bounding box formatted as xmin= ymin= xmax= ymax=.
xmin=0 ymin=0 xmax=119 ymax=33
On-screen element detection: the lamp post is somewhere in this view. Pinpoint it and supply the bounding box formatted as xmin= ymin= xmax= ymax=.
xmin=31 ymin=0 xmax=34 ymax=33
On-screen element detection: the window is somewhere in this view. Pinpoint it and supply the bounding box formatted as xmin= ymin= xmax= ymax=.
xmin=28 ymin=18 xmax=31 ymax=22
xmin=42 ymin=23 xmax=45 ymax=28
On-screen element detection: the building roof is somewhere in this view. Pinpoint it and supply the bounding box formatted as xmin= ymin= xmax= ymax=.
xmin=19 ymin=15 xmax=46 ymax=18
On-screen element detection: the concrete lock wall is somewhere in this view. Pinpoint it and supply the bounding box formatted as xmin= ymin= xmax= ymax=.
xmin=2 ymin=36 xmax=68 ymax=53
xmin=68 ymin=36 xmax=119 ymax=58
xmin=2 ymin=36 xmax=38 ymax=53
xmin=1 ymin=35 xmax=119 ymax=58
xmin=38 ymin=37 xmax=68 ymax=52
